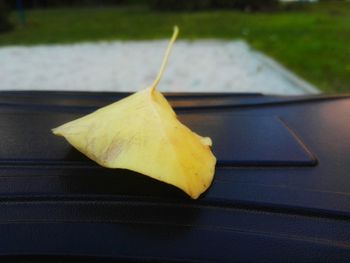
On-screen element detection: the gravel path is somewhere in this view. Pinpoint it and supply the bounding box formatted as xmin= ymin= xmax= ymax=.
xmin=0 ymin=40 xmax=319 ymax=95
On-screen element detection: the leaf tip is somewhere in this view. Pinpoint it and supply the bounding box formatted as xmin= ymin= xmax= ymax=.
xmin=51 ymin=128 xmax=59 ymax=135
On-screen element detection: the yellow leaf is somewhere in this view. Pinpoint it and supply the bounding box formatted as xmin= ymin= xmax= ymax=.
xmin=52 ymin=26 xmax=216 ymax=199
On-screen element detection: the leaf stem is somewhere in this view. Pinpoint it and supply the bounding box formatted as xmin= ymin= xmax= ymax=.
xmin=150 ymin=26 xmax=179 ymax=92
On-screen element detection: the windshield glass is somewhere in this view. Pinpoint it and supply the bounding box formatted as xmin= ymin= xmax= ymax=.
xmin=0 ymin=0 xmax=348 ymax=95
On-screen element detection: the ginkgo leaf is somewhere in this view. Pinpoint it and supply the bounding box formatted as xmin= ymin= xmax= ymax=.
xmin=52 ymin=26 xmax=216 ymax=199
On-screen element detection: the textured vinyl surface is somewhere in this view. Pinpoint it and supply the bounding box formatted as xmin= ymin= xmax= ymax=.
xmin=0 ymin=91 xmax=349 ymax=262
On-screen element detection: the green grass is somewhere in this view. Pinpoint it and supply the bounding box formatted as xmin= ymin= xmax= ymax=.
xmin=1 ymin=2 xmax=350 ymax=93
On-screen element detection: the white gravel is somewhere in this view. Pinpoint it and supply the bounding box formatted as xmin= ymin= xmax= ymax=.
xmin=0 ymin=40 xmax=319 ymax=95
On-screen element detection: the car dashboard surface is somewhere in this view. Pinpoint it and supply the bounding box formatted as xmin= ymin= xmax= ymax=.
xmin=0 ymin=91 xmax=349 ymax=262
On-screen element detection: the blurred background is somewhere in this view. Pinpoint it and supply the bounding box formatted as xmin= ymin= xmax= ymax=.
xmin=0 ymin=0 xmax=349 ymax=95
